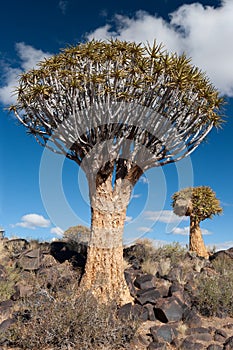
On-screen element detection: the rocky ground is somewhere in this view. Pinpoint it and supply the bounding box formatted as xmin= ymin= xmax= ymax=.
xmin=0 ymin=237 xmax=233 ymax=349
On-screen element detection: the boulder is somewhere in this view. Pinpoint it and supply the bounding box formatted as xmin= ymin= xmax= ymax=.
xmin=17 ymin=248 xmax=41 ymax=271
xmin=144 ymin=303 xmax=156 ymax=321
xmin=134 ymin=274 xmax=157 ymax=290
xmin=182 ymin=308 xmax=202 ymax=327
xmin=150 ymin=324 xmax=178 ymax=344
xmin=136 ymin=288 xmax=160 ymax=305
xmin=154 ymin=298 xmax=184 ymax=323
xmin=180 ymin=339 xmax=205 ymax=349
xmin=148 ymin=342 xmax=168 ymax=349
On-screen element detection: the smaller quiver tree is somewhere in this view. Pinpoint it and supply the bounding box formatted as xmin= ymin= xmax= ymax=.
xmin=172 ymin=186 xmax=222 ymax=258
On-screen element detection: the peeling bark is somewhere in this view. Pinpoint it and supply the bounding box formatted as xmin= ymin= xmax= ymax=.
xmin=189 ymin=216 xmax=209 ymax=258
xmin=80 ymin=169 xmax=135 ymax=305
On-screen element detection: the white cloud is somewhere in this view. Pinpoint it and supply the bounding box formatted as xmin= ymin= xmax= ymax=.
xmin=139 ymin=176 xmax=149 ymax=184
xmin=15 ymin=214 xmax=51 ymax=229
xmin=144 ymin=210 xmax=187 ymax=224
xmin=208 ymin=241 xmax=233 ymax=252
xmin=87 ymin=0 xmax=233 ymax=96
xmin=50 ymin=226 xmax=64 ymax=236
xmin=137 ymin=226 xmax=153 ymax=233
xmin=132 ymin=193 xmax=141 ymax=199
xmin=0 ymin=43 xmax=51 ymax=105
xmin=171 ymin=226 xmax=212 ymax=236
xmin=125 ymin=216 xmax=133 ymax=223
xmin=58 ymin=0 xmax=68 ymax=15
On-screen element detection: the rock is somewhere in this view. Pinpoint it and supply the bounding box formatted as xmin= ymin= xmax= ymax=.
xmin=0 ymin=318 xmax=15 ymax=333
xmin=185 ymin=326 xmax=211 ymax=335
xmin=0 ymin=300 xmax=14 ymax=323
xmin=154 ymin=298 xmax=184 ymax=323
xmin=124 ymin=270 xmax=137 ymax=297
xmin=214 ymin=328 xmax=228 ymax=342
xmin=136 ymin=288 xmax=160 ymax=305
xmin=144 ymin=304 xmax=156 ymax=321
xmin=134 ymin=274 xmax=157 ymax=289
xmin=117 ymin=303 xmax=148 ymax=321
xmin=207 ymin=345 xmax=223 ymax=350
xmin=181 ymin=338 xmax=205 ymax=349
xmin=182 ymin=308 xmax=202 ymax=327
xmin=148 ymin=342 xmax=168 ymax=349
xmin=185 ymin=333 xmax=213 ymax=342
xmin=223 ymin=336 xmax=233 ymax=349
xmin=49 ymin=241 xmax=86 ymax=267
xmin=17 ymin=248 xmax=41 ymax=271
xmin=156 ymin=280 xmax=171 ymax=297
xmin=150 ymin=324 xmax=178 ymax=344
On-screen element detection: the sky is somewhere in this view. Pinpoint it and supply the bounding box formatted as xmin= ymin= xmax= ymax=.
xmin=0 ymin=0 xmax=232 ymax=250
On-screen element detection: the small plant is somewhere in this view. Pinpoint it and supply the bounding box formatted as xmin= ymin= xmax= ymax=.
xmin=0 ymin=266 xmax=21 ymax=302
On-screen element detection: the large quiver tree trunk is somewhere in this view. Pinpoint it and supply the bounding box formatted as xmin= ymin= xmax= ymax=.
xmin=80 ymin=166 xmax=137 ymax=305
xmin=189 ymin=215 xmax=209 ymax=258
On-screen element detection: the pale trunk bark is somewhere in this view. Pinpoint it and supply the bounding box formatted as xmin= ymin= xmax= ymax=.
xmin=80 ymin=174 xmax=133 ymax=305
xmin=189 ymin=215 xmax=209 ymax=258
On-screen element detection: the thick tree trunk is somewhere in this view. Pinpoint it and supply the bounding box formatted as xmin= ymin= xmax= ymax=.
xmin=189 ymin=216 xmax=209 ymax=258
xmin=80 ymin=173 xmax=133 ymax=305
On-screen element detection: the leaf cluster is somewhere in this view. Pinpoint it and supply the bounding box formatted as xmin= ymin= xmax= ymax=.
xmin=11 ymin=39 xmax=223 ymax=125
xmin=172 ymin=186 xmax=223 ymax=222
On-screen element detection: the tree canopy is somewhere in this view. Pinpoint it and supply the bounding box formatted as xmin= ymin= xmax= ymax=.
xmin=10 ymin=40 xmax=223 ymax=180
xmin=172 ymin=186 xmax=223 ymax=222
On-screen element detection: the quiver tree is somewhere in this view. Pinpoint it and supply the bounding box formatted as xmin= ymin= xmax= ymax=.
xmin=10 ymin=40 xmax=223 ymax=304
xmin=172 ymin=186 xmax=223 ymax=258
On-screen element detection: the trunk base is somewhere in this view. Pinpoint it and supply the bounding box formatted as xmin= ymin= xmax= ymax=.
xmin=80 ymin=245 xmax=132 ymax=305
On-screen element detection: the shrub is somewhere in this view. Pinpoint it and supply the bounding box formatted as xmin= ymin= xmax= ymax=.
xmin=5 ymin=281 xmax=138 ymax=349
xmin=0 ymin=266 xmax=21 ymax=303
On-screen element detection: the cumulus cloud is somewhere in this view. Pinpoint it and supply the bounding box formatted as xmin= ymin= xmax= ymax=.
xmin=171 ymin=226 xmax=212 ymax=236
xmin=15 ymin=214 xmax=51 ymax=229
xmin=144 ymin=210 xmax=187 ymax=224
xmin=0 ymin=43 xmax=51 ymax=105
xmin=87 ymin=0 xmax=233 ymax=96
xmin=50 ymin=226 xmax=64 ymax=236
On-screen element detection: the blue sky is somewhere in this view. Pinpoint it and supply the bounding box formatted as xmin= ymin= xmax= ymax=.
xmin=0 ymin=0 xmax=232 ymax=250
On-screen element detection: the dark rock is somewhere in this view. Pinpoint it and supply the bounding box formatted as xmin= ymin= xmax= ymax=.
xmin=151 ymin=324 xmax=178 ymax=344
xmin=214 ymin=328 xmax=228 ymax=339
xmin=123 ymin=244 xmax=146 ymax=268
xmin=181 ymin=338 xmax=205 ymax=350
xmin=148 ymin=342 xmax=168 ymax=349
xmin=117 ymin=303 xmax=148 ymax=321
xmin=0 ymin=318 xmax=15 ymax=333
xmin=49 ymin=241 xmax=86 ymax=268
xmin=0 ymin=300 xmax=14 ymax=321
xmin=210 ymin=249 xmax=233 ymax=261
xmin=207 ymin=345 xmax=223 ymax=350
xmin=144 ymin=303 xmax=156 ymax=321
xmin=134 ymin=274 xmax=157 ymax=289
xmin=182 ymin=308 xmax=202 ymax=327
xmin=154 ymin=298 xmax=184 ymax=323
xmin=223 ymin=336 xmax=233 ymax=349
xmin=17 ymin=248 xmax=41 ymax=270
xmin=124 ymin=270 xmax=137 ymax=297
xmin=185 ymin=333 xmax=213 ymax=342
xmin=185 ymin=326 xmax=211 ymax=335
xmin=136 ymin=288 xmax=160 ymax=305
xmin=156 ymin=280 xmax=171 ymax=297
